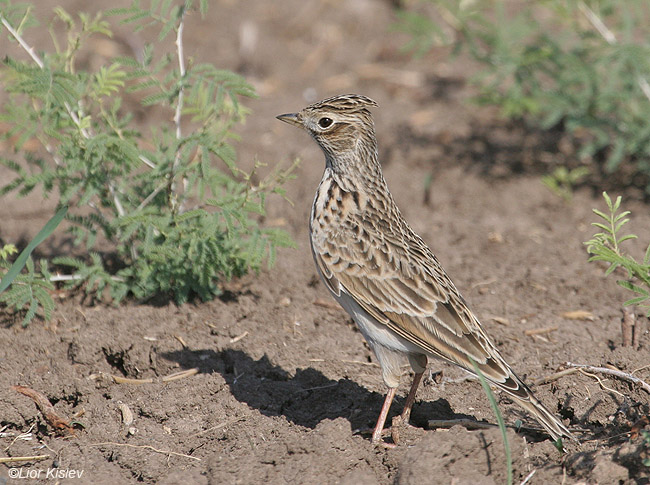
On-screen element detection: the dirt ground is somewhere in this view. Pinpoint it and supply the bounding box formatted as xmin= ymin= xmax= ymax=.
xmin=2 ymin=1 xmax=650 ymax=483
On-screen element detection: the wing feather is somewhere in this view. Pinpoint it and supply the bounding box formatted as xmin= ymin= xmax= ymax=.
xmin=312 ymin=200 xmax=525 ymax=394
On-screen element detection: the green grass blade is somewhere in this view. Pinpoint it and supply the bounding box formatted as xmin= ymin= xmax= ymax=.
xmin=0 ymin=205 xmax=68 ymax=294
xmin=470 ymin=357 xmax=513 ymax=485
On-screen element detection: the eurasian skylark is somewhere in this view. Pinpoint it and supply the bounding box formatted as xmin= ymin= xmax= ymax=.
xmin=277 ymin=94 xmax=574 ymax=446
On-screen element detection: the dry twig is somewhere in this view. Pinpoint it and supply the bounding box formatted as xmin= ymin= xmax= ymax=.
xmin=89 ymin=442 xmax=200 ymax=461
xmin=577 ymin=369 xmax=625 ymax=398
xmin=524 ymin=326 xmax=558 ymax=336
xmin=161 ymin=368 xmax=199 ymax=382
xmin=561 ymin=310 xmax=594 ymax=321
xmin=533 ymin=368 xmax=579 ymax=386
xmin=622 ymin=308 xmax=636 ymax=347
xmin=427 ymin=419 xmax=551 ymax=439
xmin=313 ymin=298 xmax=343 ymax=311
xmin=90 ymin=367 xmax=199 ymax=385
xmin=536 ymin=363 xmax=650 ymax=395
xmin=3 ymin=424 xmax=34 ymax=453
xmin=0 ymin=455 xmax=50 ymax=464
xmin=194 ymin=417 xmax=245 ymax=436
xmin=341 ymin=359 xmax=379 ymax=367
xmin=633 ymin=364 xmax=650 ymax=375
xmin=491 ymin=317 xmax=510 ymax=326
xmin=427 ymin=419 xmax=497 ymax=430
xmin=229 ymin=331 xmax=249 ymax=344
xmin=296 ymin=383 xmax=338 ymax=394
xmin=519 ymin=469 xmax=537 ymax=485
xmin=12 ymin=386 xmax=74 ymax=435
xmin=633 ymin=316 xmax=644 ymax=349
xmin=565 ymin=362 xmax=650 ymax=394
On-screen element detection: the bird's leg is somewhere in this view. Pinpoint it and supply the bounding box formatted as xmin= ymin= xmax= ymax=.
xmin=390 ymin=371 xmax=424 ymax=445
xmin=400 ymin=371 xmax=424 ymax=424
xmin=372 ymin=387 xmax=397 ymax=446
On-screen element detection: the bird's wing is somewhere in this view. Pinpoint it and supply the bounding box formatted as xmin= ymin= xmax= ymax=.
xmin=313 ymin=217 xmax=527 ymax=397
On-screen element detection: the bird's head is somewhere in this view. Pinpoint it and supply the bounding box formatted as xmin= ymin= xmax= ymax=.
xmin=276 ymin=94 xmax=379 ymax=162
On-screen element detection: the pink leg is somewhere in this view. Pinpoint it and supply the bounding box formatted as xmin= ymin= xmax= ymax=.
xmin=371 ymin=387 xmax=397 ymax=445
xmin=390 ymin=372 xmax=424 ymax=445
xmin=400 ymin=371 xmax=424 ymax=423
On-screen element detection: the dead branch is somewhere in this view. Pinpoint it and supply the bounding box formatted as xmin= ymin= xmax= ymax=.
xmin=89 ymin=442 xmax=200 ymax=461
xmin=533 ymin=368 xmax=580 ymax=386
xmin=565 ymin=362 xmax=650 ymax=394
xmin=313 ymin=298 xmax=343 ymax=311
xmin=0 ymin=455 xmax=50 ymax=464
xmin=427 ymin=419 xmax=497 ymax=430
xmin=622 ymin=308 xmax=635 ymax=347
xmin=577 ymin=369 xmax=625 ymax=397
xmin=12 ymin=386 xmax=74 ymax=435
xmin=90 ymin=367 xmax=199 ymax=385
xmin=634 ymin=318 xmax=644 ymax=349
xmin=524 ymin=326 xmax=558 ymax=336
xmin=561 ymin=310 xmax=594 ymax=321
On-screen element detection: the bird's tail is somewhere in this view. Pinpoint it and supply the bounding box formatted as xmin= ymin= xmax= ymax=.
xmin=468 ymin=354 xmax=576 ymax=443
xmin=507 ymin=386 xmax=575 ymax=443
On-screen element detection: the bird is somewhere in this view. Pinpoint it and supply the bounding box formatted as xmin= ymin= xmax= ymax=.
xmin=276 ymin=93 xmax=574 ymax=446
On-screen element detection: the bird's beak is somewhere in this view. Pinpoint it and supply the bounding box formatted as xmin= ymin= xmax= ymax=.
xmin=276 ymin=112 xmax=302 ymax=127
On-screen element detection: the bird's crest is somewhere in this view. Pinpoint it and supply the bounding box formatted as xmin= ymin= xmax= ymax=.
xmin=306 ymin=94 xmax=378 ymax=113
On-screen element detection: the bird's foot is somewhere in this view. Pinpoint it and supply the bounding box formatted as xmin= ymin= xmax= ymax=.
xmin=359 ymin=415 xmax=415 ymax=447
xmin=390 ymin=414 xmax=420 ymax=445
xmin=375 ymin=440 xmax=397 ymax=449
xmin=358 ymin=426 xmax=396 ymax=448
xmin=371 ymin=428 xmax=397 ymax=449
xmin=391 ymin=415 xmax=403 ymax=444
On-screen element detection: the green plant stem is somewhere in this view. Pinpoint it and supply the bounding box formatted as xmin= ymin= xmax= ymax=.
xmin=578 ymin=1 xmax=650 ymax=101
xmin=0 ymin=206 xmax=68 ymax=294
xmin=0 ymin=12 xmax=44 ymax=68
xmin=470 ymin=357 xmax=513 ymax=485
xmin=170 ymin=5 xmax=187 ymax=215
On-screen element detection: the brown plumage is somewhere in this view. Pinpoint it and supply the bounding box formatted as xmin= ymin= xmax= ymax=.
xmin=277 ymin=94 xmax=574 ymax=446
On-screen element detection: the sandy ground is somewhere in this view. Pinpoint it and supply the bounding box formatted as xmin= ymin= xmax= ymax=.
xmin=1 ymin=1 xmax=650 ymax=483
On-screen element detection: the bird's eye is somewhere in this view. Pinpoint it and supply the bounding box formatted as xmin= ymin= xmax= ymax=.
xmin=318 ymin=117 xmax=333 ymax=128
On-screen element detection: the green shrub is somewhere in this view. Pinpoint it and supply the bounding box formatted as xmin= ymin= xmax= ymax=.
xmin=394 ymin=1 xmax=650 ymax=195
xmin=585 ymin=192 xmax=650 ymax=315
xmin=541 ymin=166 xmax=590 ymax=202
xmin=0 ymin=0 xmax=296 ymax=318
xmin=0 ymin=207 xmax=67 ymax=325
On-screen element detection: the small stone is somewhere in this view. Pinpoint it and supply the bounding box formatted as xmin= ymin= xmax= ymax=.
xmin=487 ymin=231 xmax=503 ymax=243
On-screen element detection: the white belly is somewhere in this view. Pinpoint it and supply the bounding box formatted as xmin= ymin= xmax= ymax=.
xmin=329 ymin=285 xmax=427 ymax=388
